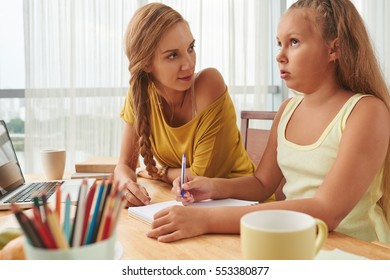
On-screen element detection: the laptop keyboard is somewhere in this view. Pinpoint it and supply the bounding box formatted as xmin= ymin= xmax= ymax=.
xmin=5 ymin=181 xmax=62 ymax=203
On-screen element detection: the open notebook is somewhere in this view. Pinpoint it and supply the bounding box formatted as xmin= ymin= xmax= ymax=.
xmin=128 ymin=199 xmax=258 ymax=223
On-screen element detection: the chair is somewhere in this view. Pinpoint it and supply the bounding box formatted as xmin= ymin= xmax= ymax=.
xmin=240 ymin=110 xmax=285 ymax=200
xmin=240 ymin=111 xmax=276 ymax=166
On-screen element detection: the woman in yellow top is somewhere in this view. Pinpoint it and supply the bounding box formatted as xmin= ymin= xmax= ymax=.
xmin=115 ymin=3 xmax=255 ymax=206
xmin=147 ymin=0 xmax=390 ymax=243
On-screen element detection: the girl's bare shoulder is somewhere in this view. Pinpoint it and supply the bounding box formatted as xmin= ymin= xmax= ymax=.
xmin=352 ymin=95 xmax=389 ymax=121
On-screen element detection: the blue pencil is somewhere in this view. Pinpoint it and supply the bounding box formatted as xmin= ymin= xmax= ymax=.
xmin=63 ymin=194 xmax=71 ymax=242
xmin=85 ymin=181 xmax=105 ymax=244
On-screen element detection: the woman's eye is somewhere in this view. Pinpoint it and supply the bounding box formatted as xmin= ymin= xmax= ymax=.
xmin=168 ymin=52 xmax=178 ymax=59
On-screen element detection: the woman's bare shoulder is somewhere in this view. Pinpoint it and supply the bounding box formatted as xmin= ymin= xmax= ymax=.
xmin=194 ymin=68 xmax=226 ymax=108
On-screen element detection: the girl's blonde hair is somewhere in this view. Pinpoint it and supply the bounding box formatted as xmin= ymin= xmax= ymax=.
xmin=289 ymin=0 xmax=390 ymax=223
xmin=124 ymin=3 xmax=185 ymax=177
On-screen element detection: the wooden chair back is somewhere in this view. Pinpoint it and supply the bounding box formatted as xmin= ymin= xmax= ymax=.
xmin=240 ymin=111 xmax=276 ymax=166
xmin=240 ymin=110 xmax=286 ymax=200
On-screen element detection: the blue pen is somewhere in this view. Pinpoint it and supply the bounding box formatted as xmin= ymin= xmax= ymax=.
xmin=180 ymin=154 xmax=186 ymax=198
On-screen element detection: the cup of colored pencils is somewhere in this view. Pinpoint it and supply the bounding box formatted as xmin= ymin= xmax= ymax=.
xmin=12 ymin=176 xmax=126 ymax=260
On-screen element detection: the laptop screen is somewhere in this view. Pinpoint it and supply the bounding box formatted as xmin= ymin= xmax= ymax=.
xmin=0 ymin=120 xmax=25 ymax=198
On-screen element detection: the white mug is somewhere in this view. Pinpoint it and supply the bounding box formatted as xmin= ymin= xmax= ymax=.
xmin=240 ymin=210 xmax=328 ymax=259
xmin=40 ymin=149 xmax=66 ymax=180
xmin=24 ymin=232 xmax=117 ymax=260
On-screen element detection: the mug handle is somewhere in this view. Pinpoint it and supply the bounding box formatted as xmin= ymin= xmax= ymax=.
xmin=314 ymin=218 xmax=328 ymax=255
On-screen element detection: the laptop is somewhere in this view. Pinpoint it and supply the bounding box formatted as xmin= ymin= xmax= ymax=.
xmin=0 ymin=120 xmax=95 ymax=210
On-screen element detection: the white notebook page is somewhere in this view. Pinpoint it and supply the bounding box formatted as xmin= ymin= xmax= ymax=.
xmin=128 ymin=199 xmax=258 ymax=223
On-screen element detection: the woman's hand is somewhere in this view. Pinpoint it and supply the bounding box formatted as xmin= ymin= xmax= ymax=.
xmin=137 ymin=169 xmax=155 ymax=180
xmin=120 ymin=178 xmax=151 ymax=207
xmin=171 ymin=175 xmax=215 ymax=205
xmin=146 ymin=205 xmax=209 ymax=242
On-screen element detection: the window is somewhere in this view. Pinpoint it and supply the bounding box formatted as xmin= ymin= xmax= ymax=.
xmin=2 ymin=0 xmax=388 ymax=174
xmin=0 ymin=0 xmax=25 ymax=169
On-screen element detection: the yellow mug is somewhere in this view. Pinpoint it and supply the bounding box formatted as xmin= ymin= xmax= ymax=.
xmin=240 ymin=210 xmax=328 ymax=259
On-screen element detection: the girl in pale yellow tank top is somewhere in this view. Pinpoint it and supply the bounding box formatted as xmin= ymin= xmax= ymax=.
xmin=146 ymin=0 xmax=390 ymax=244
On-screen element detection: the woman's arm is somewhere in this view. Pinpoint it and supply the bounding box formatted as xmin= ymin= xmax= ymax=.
xmin=114 ymin=122 xmax=151 ymax=206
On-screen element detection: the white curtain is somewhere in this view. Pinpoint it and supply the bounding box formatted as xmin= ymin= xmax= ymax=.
xmin=23 ymin=0 xmax=269 ymax=174
xmin=352 ymin=0 xmax=390 ymax=85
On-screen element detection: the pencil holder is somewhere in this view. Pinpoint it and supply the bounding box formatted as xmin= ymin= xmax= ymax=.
xmin=23 ymin=232 xmax=117 ymax=260
xmin=12 ymin=177 xmax=125 ymax=260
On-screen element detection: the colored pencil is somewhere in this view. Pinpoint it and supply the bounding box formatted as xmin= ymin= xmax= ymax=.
xmin=63 ymin=193 xmax=72 ymax=242
xmin=96 ymin=185 xmax=115 ymax=242
xmin=55 ymin=182 xmax=62 ymax=220
xmin=101 ymin=212 xmax=112 ymax=241
xmin=45 ymin=207 xmax=69 ymax=249
xmin=70 ymin=179 xmax=88 ymax=247
xmin=80 ymin=181 xmax=97 ymax=245
xmin=11 ymin=204 xmax=44 ymax=248
xmin=33 ymin=196 xmax=45 ymax=222
xmin=31 ymin=207 xmax=56 ymax=249
xmin=85 ymin=180 xmax=105 ymax=244
xmin=90 ymin=179 xmax=111 ymax=243
xmin=109 ymin=192 xmax=126 ymax=238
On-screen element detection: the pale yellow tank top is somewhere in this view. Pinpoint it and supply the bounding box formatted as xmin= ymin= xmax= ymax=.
xmin=278 ymin=94 xmax=390 ymax=243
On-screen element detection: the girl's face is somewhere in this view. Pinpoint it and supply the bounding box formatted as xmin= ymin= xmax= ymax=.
xmin=276 ymin=9 xmax=335 ymax=94
xmin=147 ymin=22 xmax=196 ymax=95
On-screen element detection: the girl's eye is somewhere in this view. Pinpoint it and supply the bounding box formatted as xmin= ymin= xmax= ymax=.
xmin=291 ymin=39 xmax=299 ymax=46
xmin=188 ymin=44 xmax=195 ymax=52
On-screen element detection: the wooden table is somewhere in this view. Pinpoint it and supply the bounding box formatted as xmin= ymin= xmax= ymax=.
xmin=1 ymin=177 xmax=390 ymax=259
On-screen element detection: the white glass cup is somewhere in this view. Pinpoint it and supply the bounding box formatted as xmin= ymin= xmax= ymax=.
xmin=40 ymin=149 xmax=66 ymax=180
xmin=24 ymin=233 xmax=117 ymax=260
xmin=240 ymin=210 xmax=328 ymax=260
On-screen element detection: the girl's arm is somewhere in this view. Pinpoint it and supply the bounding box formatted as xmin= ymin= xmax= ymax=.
xmin=149 ymin=96 xmax=390 ymax=242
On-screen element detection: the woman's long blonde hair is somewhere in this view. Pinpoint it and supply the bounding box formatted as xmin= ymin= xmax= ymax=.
xmin=289 ymin=0 xmax=390 ymax=223
xmin=124 ymin=3 xmax=185 ymax=177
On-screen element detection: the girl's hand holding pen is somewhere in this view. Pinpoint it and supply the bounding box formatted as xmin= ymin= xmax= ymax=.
xmin=120 ymin=179 xmax=151 ymax=207
xmin=172 ymin=175 xmax=215 ymax=205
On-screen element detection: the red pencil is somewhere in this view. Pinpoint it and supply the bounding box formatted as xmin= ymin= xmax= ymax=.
xmin=101 ymin=213 xmax=112 ymax=240
xmin=32 ymin=202 xmax=42 ymax=224
xmin=96 ymin=188 xmax=115 ymax=242
xmin=80 ymin=181 xmax=97 ymax=245
xmin=42 ymin=221 xmax=58 ymax=249
xmin=31 ymin=207 xmax=57 ymax=249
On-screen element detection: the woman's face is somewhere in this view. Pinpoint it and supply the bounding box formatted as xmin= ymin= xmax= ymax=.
xmin=147 ymin=22 xmax=196 ymax=95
